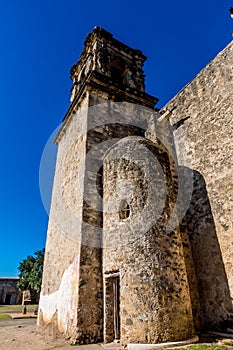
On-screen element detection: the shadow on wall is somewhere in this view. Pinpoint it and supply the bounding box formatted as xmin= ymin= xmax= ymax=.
xmin=180 ymin=167 xmax=233 ymax=332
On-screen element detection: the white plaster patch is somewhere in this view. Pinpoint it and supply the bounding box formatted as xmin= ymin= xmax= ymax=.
xmin=38 ymin=255 xmax=80 ymax=333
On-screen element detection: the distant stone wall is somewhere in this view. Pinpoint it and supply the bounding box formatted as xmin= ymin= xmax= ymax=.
xmin=165 ymin=41 xmax=233 ymax=330
xmin=0 ymin=278 xmax=21 ymax=305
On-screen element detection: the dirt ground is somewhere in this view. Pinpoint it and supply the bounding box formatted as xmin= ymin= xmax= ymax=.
xmin=0 ymin=320 xmax=120 ymax=350
xmin=1 ymin=320 xmax=233 ymax=350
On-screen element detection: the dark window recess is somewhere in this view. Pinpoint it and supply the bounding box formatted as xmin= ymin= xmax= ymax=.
xmin=96 ymin=166 xmax=103 ymax=198
xmin=119 ymin=200 xmax=130 ymax=220
xmin=110 ymin=57 xmax=125 ymax=84
xmin=5 ymin=293 xmax=11 ymax=304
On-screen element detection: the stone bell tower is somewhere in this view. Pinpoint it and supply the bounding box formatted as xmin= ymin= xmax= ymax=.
xmin=38 ymin=27 xmax=195 ymax=346
xmin=69 ymin=26 xmax=157 ymax=107
xmin=38 ymin=26 xmax=158 ymax=343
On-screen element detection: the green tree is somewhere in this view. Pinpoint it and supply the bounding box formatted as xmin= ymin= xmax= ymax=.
xmin=17 ymin=248 xmax=45 ymax=293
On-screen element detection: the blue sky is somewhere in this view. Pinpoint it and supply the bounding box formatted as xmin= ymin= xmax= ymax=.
xmin=0 ymin=1 xmax=232 ymax=276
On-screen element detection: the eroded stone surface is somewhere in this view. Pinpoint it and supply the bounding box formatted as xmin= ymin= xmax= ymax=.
xmin=103 ymin=137 xmax=195 ymax=345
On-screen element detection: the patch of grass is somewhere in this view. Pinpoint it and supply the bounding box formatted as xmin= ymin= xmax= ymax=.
xmin=0 ymin=304 xmax=37 ymax=314
xmin=172 ymin=345 xmax=230 ymax=350
xmin=0 ymin=304 xmax=38 ymax=322
xmin=0 ymin=313 xmax=11 ymax=321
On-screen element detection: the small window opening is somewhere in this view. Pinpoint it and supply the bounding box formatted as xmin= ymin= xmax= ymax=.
xmin=119 ymin=200 xmax=130 ymax=220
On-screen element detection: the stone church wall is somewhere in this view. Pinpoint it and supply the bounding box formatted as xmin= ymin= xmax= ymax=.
xmin=165 ymin=41 xmax=233 ymax=330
